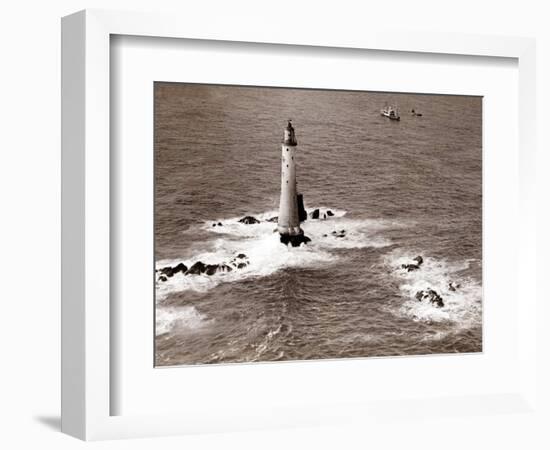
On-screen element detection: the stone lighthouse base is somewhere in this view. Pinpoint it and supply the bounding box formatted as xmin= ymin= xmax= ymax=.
xmin=280 ymin=233 xmax=311 ymax=247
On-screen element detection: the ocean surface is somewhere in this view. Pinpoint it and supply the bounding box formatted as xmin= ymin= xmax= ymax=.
xmin=154 ymin=83 xmax=482 ymax=367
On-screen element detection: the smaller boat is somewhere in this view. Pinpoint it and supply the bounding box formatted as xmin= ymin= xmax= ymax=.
xmin=381 ymin=106 xmax=400 ymax=120
xmin=411 ymin=109 xmax=423 ymax=117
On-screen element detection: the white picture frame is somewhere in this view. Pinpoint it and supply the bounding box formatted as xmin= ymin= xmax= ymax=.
xmin=61 ymin=9 xmax=538 ymax=441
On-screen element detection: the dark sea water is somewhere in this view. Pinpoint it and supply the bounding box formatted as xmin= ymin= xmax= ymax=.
xmin=154 ymin=83 xmax=482 ymax=366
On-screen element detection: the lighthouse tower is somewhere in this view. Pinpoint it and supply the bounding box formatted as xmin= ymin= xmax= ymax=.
xmin=277 ymin=120 xmax=310 ymax=247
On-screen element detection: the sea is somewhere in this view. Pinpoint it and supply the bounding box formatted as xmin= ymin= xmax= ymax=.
xmin=154 ymin=82 xmax=482 ymax=367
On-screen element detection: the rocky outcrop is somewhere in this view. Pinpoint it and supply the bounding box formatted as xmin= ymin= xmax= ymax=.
xmin=280 ymin=233 xmax=311 ymax=247
xmin=186 ymin=261 xmax=207 ymax=275
xmin=204 ymin=263 xmax=233 ymax=275
xmin=415 ymin=289 xmax=444 ymax=308
xmin=159 ymin=266 xmax=175 ymax=277
xmin=412 ymin=256 xmax=423 ymax=265
xmin=157 ymin=254 xmax=251 ymax=282
xmin=309 ymin=208 xmax=335 ymax=220
xmin=173 ymin=262 xmax=187 ymax=273
xmin=239 ymin=216 xmax=260 ymax=224
xmin=401 ymin=255 xmax=424 ymax=272
xmin=228 ymin=253 xmax=250 ymax=269
xmin=448 ymin=282 xmax=461 ymax=292
xmin=321 ymin=229 xmax=345 ymax=238
xmin=185 ymin=261 xmax=234 ymax=276
xmin=158 ymin=262 xmax=188 ymax=278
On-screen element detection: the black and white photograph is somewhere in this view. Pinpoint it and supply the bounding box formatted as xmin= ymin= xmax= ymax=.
xmin=154 ymin=83 xmax=482 ymax=366
xmin=3 ymin=0 xmax=546 ymax=447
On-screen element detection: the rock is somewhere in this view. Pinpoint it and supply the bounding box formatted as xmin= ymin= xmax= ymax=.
xmin=401 ymin=264 xmax=420 ymax=272
xmin=204 ymin=264 xmax=233 ymax=276
xmin=173 ymin=262 xmax=187 ymax=274
xmin=186 ymin=253 xmax=249 ymax=276
xmin=204 ymin=264 xmax=217 ymax=275
xmin=218 ymin=222 xmax=222 ymax=226
xmin=448 ymin=282 xmax=461 ymax=292
xmin=239 ymin=216 xmax=260 ymax=224
xmin=401 ymin=256 xmax=423 ymax=272
xmin=331 ymin=229 xmax=346 ymax=238
xmin=309 ymin=208 xmax=335 ymax=220
xmin=203 ymin=263 xmax=237 ymax=276
xmin=159 ymin=276 xmax=167 ymax=282
xmin=428 ymin=290 xmax=445 ymax=308
xmin=415 ymin=289 xmax=444 ymax=308
xmin=267 ymin=216 xmax=278 ymax=223
xmin=186 ymin=261 xmax=207 ymax=275
xmin=229 ymin=254 xmax=250 ymax=269
xmin=323 ymin=234 xmax=327 ymax=237
xmin=212 ymin=223 xmax=216 ymax=227
xmin=280 ymin=233 xmax=311 ymax=247
xmin=159 ymin=267 xmax=175 ymax=277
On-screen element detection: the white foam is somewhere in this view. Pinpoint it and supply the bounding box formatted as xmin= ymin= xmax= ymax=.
xmin=254 ymin=323 xmax=285 ymax=359
xmin=204 ymin=207 xmax=348 ymax=238
xmin=156 ymin=207 xmax=394 ymax=298
xmin=385 ymin=250 xmax=482 ymax=326
xmin=157 ymin=232 xmax=335 ymax=298
xmin=156 ymin=305 xmax=209 ymax=336
xmin=303 ymin=217 xmax=393 ymax=250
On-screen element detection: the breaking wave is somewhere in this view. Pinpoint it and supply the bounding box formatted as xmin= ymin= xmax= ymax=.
xmin=156 ymin=305 xmax=209 ymax=336
xmin=156 ymin=207 xmax=394 ymax=300
xmin=385 ymin=250 xmax=482 ymax=327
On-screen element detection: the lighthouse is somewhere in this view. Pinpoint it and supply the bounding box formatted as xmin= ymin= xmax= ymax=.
xmin=277 ymin=120 xmax=310 ymax=247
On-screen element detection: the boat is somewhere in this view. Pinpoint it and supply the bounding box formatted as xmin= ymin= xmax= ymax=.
xmin=380 ymin=106 xmax=400 ymax=120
